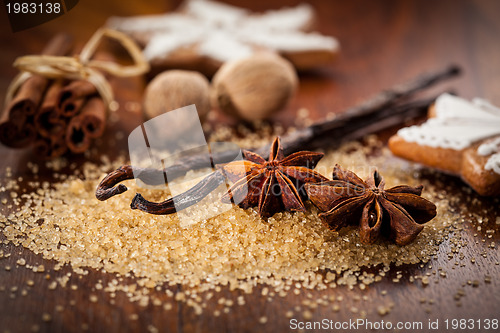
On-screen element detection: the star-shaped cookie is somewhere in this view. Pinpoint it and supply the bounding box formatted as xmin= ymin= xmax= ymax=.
xmin=107 ymin=0 xmax=340 ymax=75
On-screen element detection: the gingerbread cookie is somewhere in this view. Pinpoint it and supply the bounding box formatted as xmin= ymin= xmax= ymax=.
xmin=389 ymin=93 xmax=500 ymax=196
xmin=107 ymin=0 xmax=340 ymax=75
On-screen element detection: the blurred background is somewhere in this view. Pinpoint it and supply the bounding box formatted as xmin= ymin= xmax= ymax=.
xmin=1 ymin=0 xmax=499 ymax=130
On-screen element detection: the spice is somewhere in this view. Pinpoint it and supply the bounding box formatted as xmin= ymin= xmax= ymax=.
xmin=0 ymin=29 xmax=148 ymax=158
xmin=305 ymin=165 xmax=437 ymax=245
xmin=0 ymin=34 xmax=73 ymax=149
xmin=65 ymin=96 xmax=107 ymax=154
xmin=95 ymin=65 xmax=460 ymax=200
xmin=0 ymin=137 xmax=475 ymax=314
xmin=99 ymin=136 xmax=326 ymax=217
xmin=143 ymin=70 xmax=211 ymax=122
xmin=211 ymin=53 xmax=298 ymax=121
xmin=220 ymin=136 xmax=326 ymax=217
xmin=130 ymin=170 xmax=226 ymax=215
xmin=34 ymin=80 xmax=67 ymax=139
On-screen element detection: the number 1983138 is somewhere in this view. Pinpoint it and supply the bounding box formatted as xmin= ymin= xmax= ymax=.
xmin=444 ymin=318 xmax=498 ymax=330
xmin=6 ymin=2 xmax=61 ymax=14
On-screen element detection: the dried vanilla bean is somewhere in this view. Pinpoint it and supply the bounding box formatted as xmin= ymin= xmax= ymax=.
xmin=96 ymin=65 xmax=461 ymax=214
xmin=95 ymin=95 xmax=441 ymax=202
xmin=130 ymin=170 xmax=226 ymax=215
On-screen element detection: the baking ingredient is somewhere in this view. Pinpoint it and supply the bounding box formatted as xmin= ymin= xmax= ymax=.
xmin=130 ymin=170 xmax=226 ymax=215
xmin=306 ymin=164 xmax=437 ymax=245
xmin=0 ymin=29 xmax=148 ymax=158
xmin=220 ymin=136 xmax=326 ymax=217
xmin=0 ymin=138 xmax=468 ymax=312
xmin=95 ymin=66 xmax=461 ymax=204
xmin=0 ymin=34 xmax=73 ymax=150
xmin=143 ymin=70 xmax=211 ymax=122
xmin=97 ymin=136 xmax=326 ymax=218
xmin=211 ymin=53 xmax=298 ymax=121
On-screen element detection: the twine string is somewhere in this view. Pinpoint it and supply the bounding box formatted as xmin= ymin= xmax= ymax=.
xmin=5 ymin=28 xmax=149 ymax=112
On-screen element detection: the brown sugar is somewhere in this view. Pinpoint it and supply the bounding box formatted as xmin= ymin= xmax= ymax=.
xmin=0 ymin=137 xmax=474 ymax=311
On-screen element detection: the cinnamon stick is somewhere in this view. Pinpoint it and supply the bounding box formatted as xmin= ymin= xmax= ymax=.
xmin=65 ymin=96 xmax=107 ymax=153
xmin=6 ymin=76 xmax=45 ymax=118
xmin=0 ymin=34 xmax=73 ymax=148
xmin=58 ymin=80 xmax=98 ymax=117
xmin=78 ymin=97 xmax=107 ymax=138
xmin=0 ymin=119 xmax=37 ymax=148
xmin=57 ymin=52 xmax=114 ymax=117
xmin=66 ymin=117 xmax=91 ymax=154
xmin=35 ymin=80 xmax=67 ymax=138
xmin=59 ymin=52 xmax=117 ymax=153
xmin=49 ymin=134 xmax=68 ymax=158
xmin=33 ymin=136 xmax=50 ymax=156
xmin=7 ymin=34 xmax=74 ymax=117
xmin=33 ymin=135 xmax=67 ymax=159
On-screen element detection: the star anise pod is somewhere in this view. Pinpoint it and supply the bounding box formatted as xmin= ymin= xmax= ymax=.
xmin=304 ymin=164 xmax=437 ymax=245
xmin=220 ymin=137 xmax=328 ymax=218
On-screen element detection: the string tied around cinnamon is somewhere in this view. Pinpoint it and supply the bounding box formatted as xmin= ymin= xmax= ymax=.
xmin=5 ymin=28 xmax=149 ymax=113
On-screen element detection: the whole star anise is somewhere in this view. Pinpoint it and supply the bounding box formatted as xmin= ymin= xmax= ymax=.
xmin=220 ymin=137 xmax=328 ymax=218
xmin=304 ymin=164 xmax=437 ymax=245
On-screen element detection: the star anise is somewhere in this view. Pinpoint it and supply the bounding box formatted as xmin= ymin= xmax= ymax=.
xmin=220 ymin=137 xmax=328 ymax=218
xmin=304 ymin=164 xmax=437 ymax=245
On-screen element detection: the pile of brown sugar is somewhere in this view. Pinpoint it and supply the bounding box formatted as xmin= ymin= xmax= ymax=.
xmin=0 ymin=137 xmax=473 ymax=314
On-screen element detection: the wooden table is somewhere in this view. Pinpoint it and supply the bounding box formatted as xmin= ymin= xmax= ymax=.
xmin=0 ymin=0 xmax=499 ymax=332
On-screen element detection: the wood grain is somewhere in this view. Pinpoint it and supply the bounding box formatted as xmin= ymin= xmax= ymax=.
xmin=0 ymin=0 xmax=499 ymax=332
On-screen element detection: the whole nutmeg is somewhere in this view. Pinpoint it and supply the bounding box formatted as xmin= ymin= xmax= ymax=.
xmin=211 ymin=53 xmax=298 ymax=121
xmin=143 ymin=70 xmax=211 ymax=121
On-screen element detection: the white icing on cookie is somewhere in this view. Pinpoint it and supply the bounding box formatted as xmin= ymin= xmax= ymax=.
xmin=478 ymin=137 xmax=500 ymax=156
xmin=239 ymin=30 xmax=339 ymax=53
xmin=397 ymin=93 xmax=500 ymax=150
xmin=108 ymin=0 xmax=340 ymax=63
xmin=198 ymin=30 xmax=254 ymax=62
xmin=478 ymin=137 xmax=500 ymax=174
xmin=484 ymin=153 xmax=500 ymax=174
xmin=185 ymin=0 xmax=248 ymax=26
xmin=241 ymin=4 xmax=314 ymax=31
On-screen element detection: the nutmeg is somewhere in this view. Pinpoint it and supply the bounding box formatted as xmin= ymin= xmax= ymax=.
xmin=211 ymin=53 xmax=298 ymax=121
xmin=143 ymin=70 xmax=211 ymax=121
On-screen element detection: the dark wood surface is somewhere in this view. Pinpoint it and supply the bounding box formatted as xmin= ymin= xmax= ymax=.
xmin=1 ymin=0 xmax=499 ymax=332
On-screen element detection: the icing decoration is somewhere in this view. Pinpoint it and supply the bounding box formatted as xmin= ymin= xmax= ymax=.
xmin=478 ymin=137 xmax=500 ymax=156
xmin=108 ymin=0 xmax=339 ymax=64
xmin=478 ymin=137 xmax=500 ymax=174
xmin=397 ymin=93 xmax=500 ymax=150
xmin=397 ymin=93 xmax=500 ymax=175
xmin=484 ymin=154 xmax=500 ymax=174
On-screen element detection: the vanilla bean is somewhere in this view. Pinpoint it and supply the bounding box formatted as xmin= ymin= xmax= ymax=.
xmin=257 ymin=64 xmax=461 ymax=155
xmin=276 ymin=95 xmax=441 ymax=154
xmin=96 ymin=165 xmax=167 ymax=200
xmin=96 ymin=65 xmax=460 ymax=204
xmin=94 ymin=98 xmax=438 ymax=202
xmin=317 ymin=64 xmax=460 ymax=134
xmin=95 ymin=165 xmax=133 ymax=200
xmin=130 ymin=170 xmax=226 ymax=215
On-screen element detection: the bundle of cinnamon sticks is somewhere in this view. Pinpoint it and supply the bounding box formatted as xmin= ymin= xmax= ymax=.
xmin=0 ymin=34 xmax=107 ymax=158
